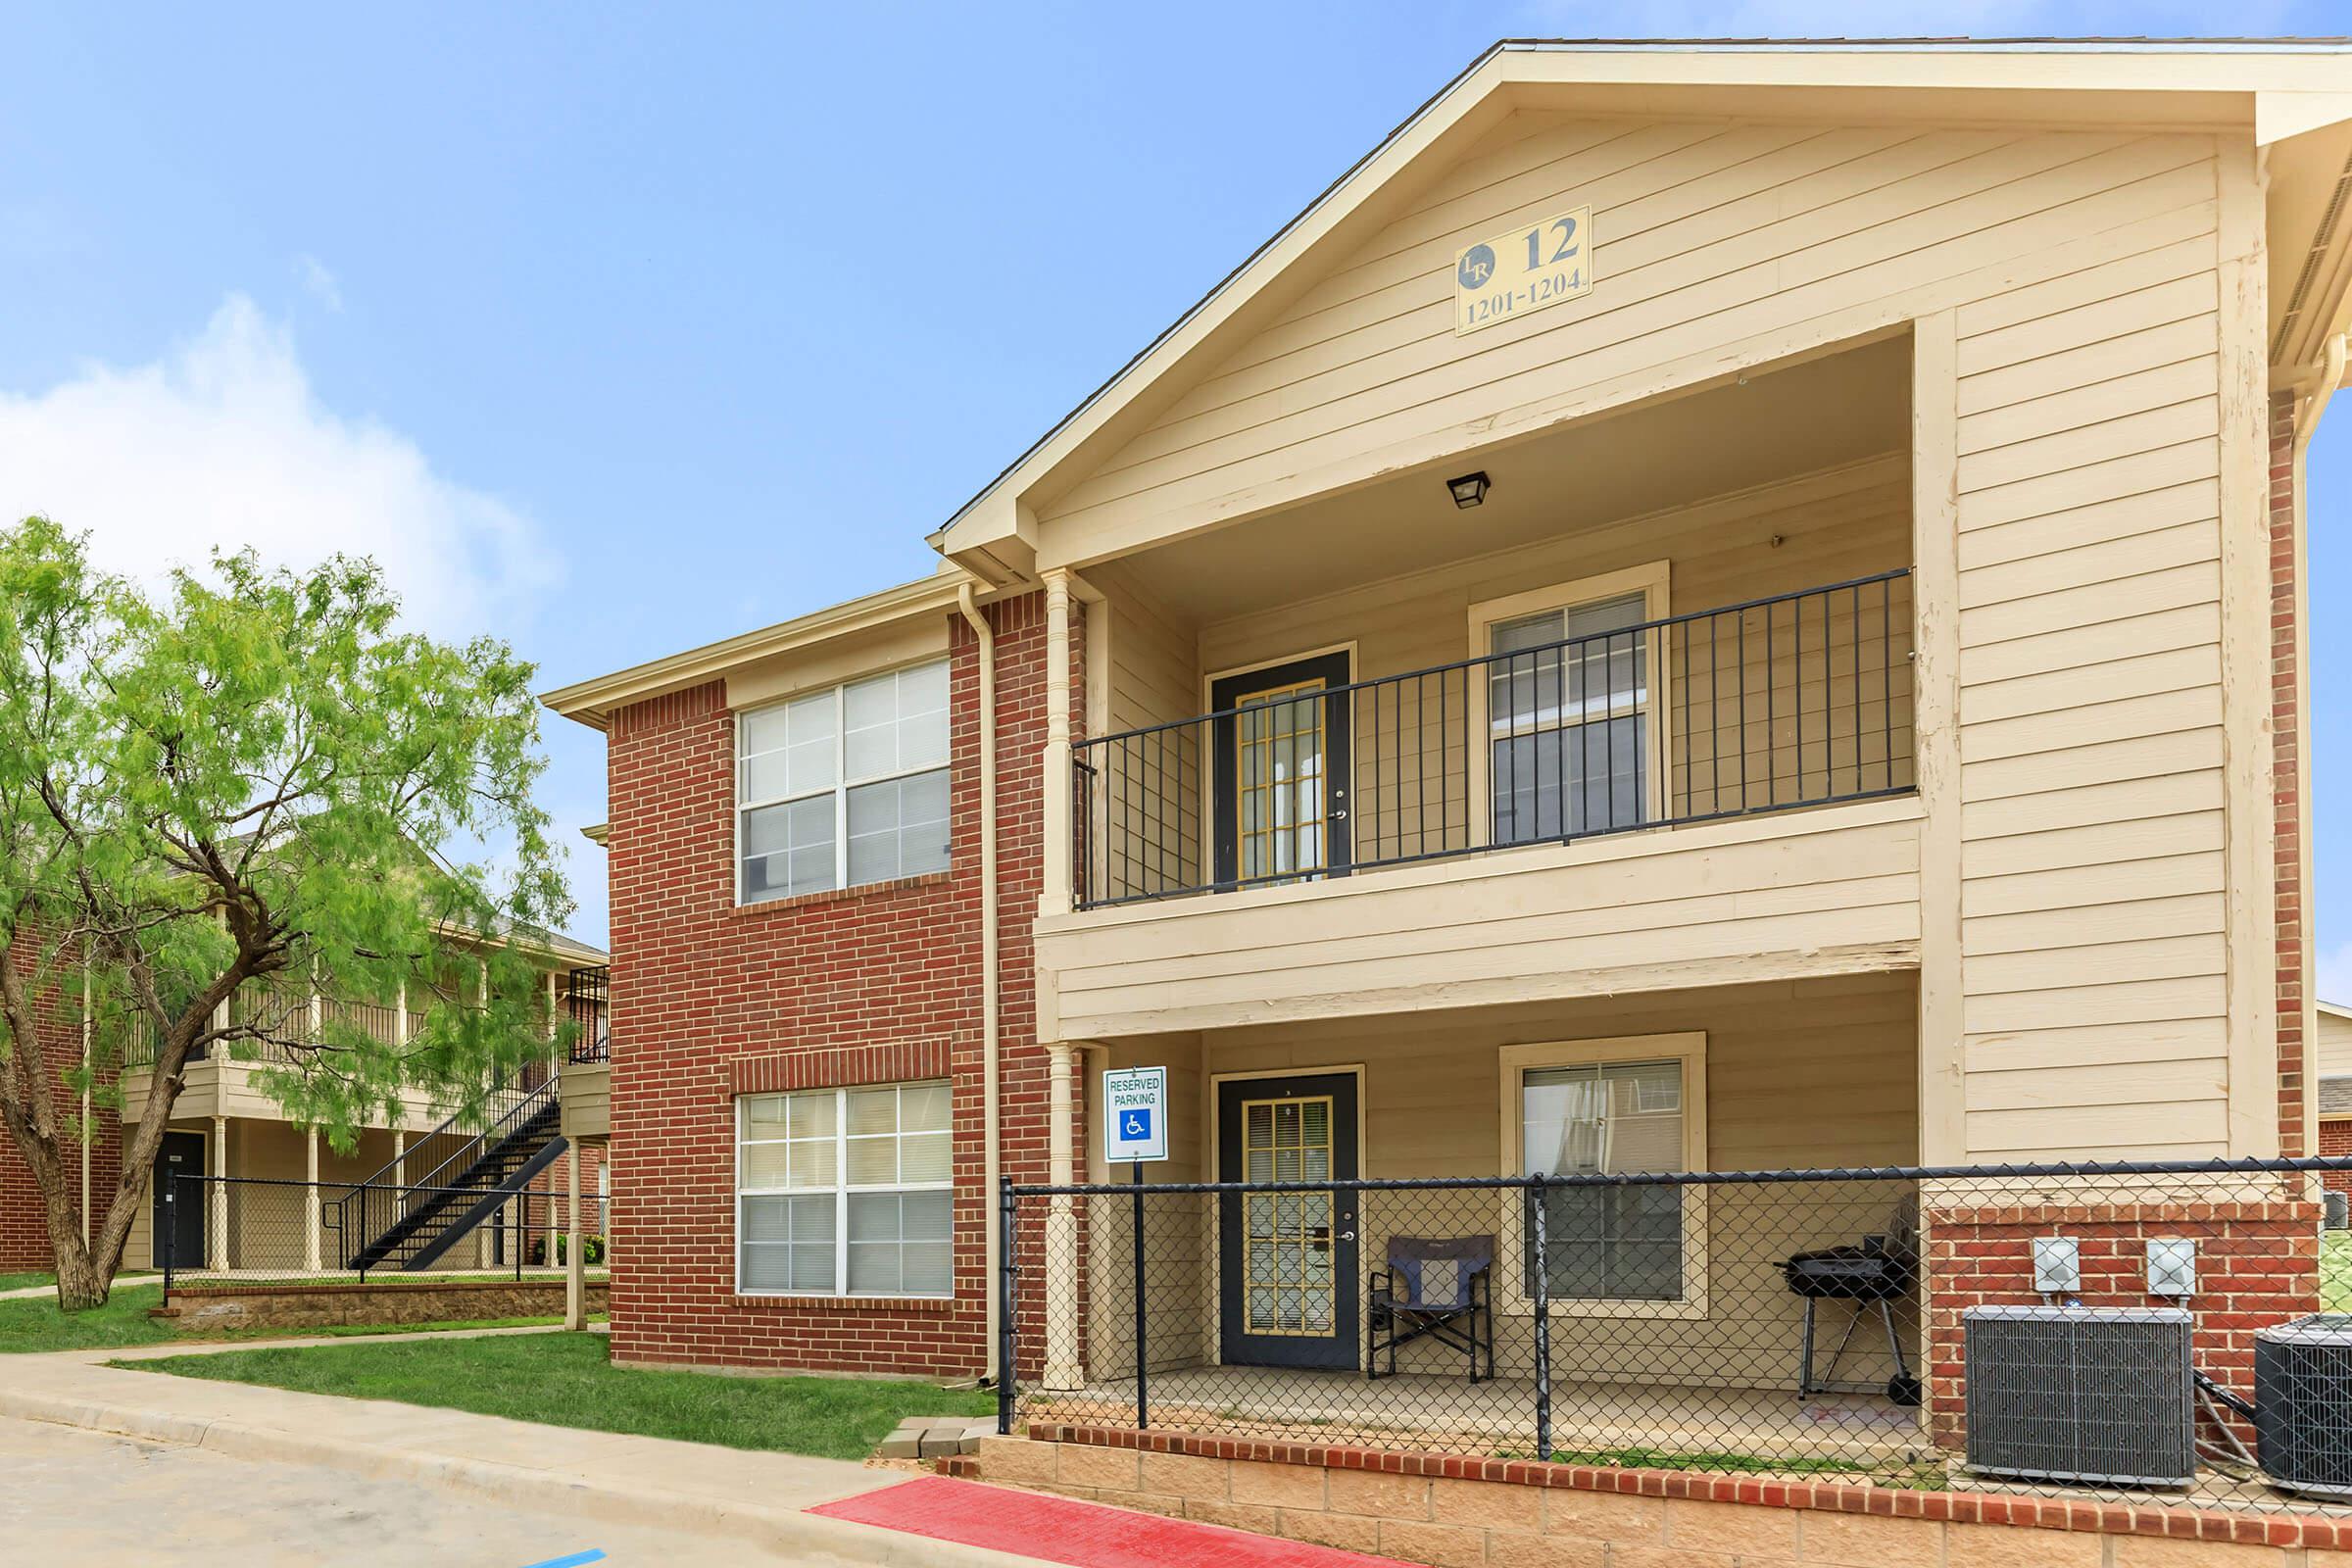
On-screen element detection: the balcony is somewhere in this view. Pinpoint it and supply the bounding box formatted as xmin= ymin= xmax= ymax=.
xmin=1033 ymin=334 xmax=1926 ymax=1040
xmin=558 ymin=964 xmax=612 ymax=1143
xmin=1073 ymin=570 xmax=1915 ymax=910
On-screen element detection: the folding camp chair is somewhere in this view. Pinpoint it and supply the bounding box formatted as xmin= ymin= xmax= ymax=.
xmin=1367 ymin=1235 xmax=1494 ymax=1382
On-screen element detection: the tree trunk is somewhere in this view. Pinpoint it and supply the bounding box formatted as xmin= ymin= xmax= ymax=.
xmin=52 ymin=1236 xmax=107 ymax=1312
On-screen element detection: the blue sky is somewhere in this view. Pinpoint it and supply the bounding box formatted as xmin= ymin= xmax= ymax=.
xmin=4 ymin=3 xmax=2348 ymax=981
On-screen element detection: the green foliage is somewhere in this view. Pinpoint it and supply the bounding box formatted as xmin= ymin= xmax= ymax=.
xmin=0 ymin=516 xmax=571 ymax=1273
xmin=527 ymin=1233 xmax=607 ymax=1267
xmin=129 ymin=1333 xmax=996 ymax=1457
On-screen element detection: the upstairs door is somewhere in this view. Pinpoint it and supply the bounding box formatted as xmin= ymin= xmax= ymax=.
xmin=1217 ymin=1072 xmax=1360 ymax=1369
xmin=1210 ymin=651 xmax=1352 ymax=892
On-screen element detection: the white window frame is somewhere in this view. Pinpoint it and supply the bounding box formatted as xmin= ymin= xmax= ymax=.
xmin=734 ymin=659 xmax=951 ymax=906
xmin=1466 ymin=563 xmax=1672 ymax=851
xmin=735 ymin=1081 xmax=954 ymax=1299
xmin=1496 ymin=1034 xmax=1708 ymax=1319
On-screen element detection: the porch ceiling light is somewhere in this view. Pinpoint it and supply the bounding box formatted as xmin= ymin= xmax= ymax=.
xmin=1446 ymin=470 xmax=1491 ymax=509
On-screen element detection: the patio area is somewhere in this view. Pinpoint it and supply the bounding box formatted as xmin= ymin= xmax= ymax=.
xmin=1022 ymin=1364 xmax=1934 ymax=1480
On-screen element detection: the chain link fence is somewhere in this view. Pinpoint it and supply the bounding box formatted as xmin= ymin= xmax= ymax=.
xmin=159 ymin=1174 xmax=605 ymax=1295
xmin=1002 ymin=1160 xmax=2352 ymax=1511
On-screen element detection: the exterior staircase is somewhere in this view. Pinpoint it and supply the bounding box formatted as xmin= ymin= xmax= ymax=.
xmin=340 ymin=1077 xmax=568 ymax=1274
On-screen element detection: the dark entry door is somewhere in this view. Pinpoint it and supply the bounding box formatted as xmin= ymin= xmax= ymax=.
xmin=1211 ymin=651 xmax=1352 ymax=891
xmin=1218 ymin=1072 xmax=1360 ymax=1369
xmin=154 ymin=1131 xmax=205 ymax=1270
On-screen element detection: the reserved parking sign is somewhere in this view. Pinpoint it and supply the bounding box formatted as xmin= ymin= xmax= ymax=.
xmin=1103 ymin=1066 xmax=1168 ymax=1163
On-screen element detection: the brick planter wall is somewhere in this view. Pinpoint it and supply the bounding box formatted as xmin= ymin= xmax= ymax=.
xmin=156 ymin=1276 xmax=609 ymax=1333
xmin=1922 ymin=1189 xmax=2323 ymax=1449
xmin=973 ymin=1426 xmax=2352 ymax=1566
xmin=604 ymin=591 xmax=1079 ymax=1380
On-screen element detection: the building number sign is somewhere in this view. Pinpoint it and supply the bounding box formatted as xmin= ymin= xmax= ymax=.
xmin=1454 ymin=205 xmax=1592 ymax=336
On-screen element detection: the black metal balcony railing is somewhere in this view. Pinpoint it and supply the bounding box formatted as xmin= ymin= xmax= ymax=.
xmin=564 ymin=965 xmax=611 ymax=1063
xmin=1072 ymin=569 xmax=1915 ymax=909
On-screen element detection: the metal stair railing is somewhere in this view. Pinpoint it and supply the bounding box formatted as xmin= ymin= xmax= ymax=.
xmin=337 ymin=1071 xmax=564 ymax=1276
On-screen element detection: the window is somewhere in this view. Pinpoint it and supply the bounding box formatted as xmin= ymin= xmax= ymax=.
xmin=1488 ymin=592 xmax=1650 ymax=845
xmin=737 ymin=1082 xmax=953 ymax=1297
xmin=738 ymin=661 xmax=950 ymax=904
xmin=1499 ymin=1035 xmax=1705 ymax=1311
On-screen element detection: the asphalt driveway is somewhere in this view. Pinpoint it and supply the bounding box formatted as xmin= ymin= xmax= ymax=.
xmin=0 ymin=1412 xmax=790 ymax=1567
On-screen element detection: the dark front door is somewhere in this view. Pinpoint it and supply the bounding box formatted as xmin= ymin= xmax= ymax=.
xmin=1211 ymin=651 xmax=1352 ymax=891
xmin=154 ymin=1131 xmax=205 ymax=1270
xmin=1218 ymin=1072 xmax=1360 ymax=1369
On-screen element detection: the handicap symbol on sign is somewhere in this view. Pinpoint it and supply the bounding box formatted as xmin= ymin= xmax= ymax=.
xmin=1121 ymin=1109 xmax=1152 ymax=1142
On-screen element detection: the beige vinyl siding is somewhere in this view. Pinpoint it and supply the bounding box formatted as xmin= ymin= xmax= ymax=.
xmin=560 ymin=1060 xmax=611 ymax=1141
xmin=1084 ymin=1035 xmax=1206 ymax=1378
xmin=1088 ymin=565 xmax=1204 ymax=899
xmin=1086 ymin=972 xmax=1917 ymax=1384
xmin=1949 ymin=198 xmax=2236 ymax=1159
xmin=2318 ymin=1008 xmax=2352 ymax=1081
xmin=1048 ymin=109 xmax=2257 ymax=1159
xmin=1035 ymin=117 xmax=2220 ymax=563
xmin=1037 ymin=796 xmax=1920 ymax=1041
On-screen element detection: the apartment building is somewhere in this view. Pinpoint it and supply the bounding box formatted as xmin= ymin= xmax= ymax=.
xmin=547 ymin=39 xmax=2352 ymax=1549
xmin=0 ymin=927 xmax=609 ymax=1280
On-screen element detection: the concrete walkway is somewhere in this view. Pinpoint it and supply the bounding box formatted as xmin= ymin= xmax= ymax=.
xmin=0 ymin=1334 xmax=1049 ymax=1566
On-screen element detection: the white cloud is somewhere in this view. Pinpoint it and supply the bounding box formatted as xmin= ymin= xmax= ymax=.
xmin=293 ymin=253 xmax=342 ymax=312
xmin=0 ymin=294 xmax=553 ymax=640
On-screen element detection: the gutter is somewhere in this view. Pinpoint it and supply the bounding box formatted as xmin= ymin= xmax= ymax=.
xmin=956 ymin=584 xmax=1004 ymax=1384
xmin=2297 ymin=333 xmax=2349 ymax=457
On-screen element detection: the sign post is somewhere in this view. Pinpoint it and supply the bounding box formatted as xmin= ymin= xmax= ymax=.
xmin=1102 ymin=1066 xmax=1167 ymax=1428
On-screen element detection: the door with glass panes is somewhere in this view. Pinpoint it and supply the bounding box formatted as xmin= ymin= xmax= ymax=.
xmin=1216 ymin=1072 xmax=1360 ymax=1369
xmin=1210 ymin=652 xmax=1352 ymax=891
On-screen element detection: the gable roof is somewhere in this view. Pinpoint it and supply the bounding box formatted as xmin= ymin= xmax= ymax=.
xmin=929 ymin=36 xmax=2352 ymax=587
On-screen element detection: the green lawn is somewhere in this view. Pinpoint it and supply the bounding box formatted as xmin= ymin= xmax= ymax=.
xmin=124 ymin=1331 xmax=995 ymax=1458
xmin=2327 ymin=1231 xmax=2352 ymax=1313
xmin=0 ymin=1282 xmax=605 ymax=1354
xmin=0 ymin=1269 xmax=155 ymax=1295
xmin=0 ymin=1284 xmax=178 ymax=1352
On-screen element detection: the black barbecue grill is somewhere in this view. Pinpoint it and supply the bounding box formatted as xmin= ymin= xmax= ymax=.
xmin=1781 ymin=1202 xmax=1922 ymax=1406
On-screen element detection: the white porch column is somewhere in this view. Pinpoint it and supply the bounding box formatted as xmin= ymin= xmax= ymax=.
xmin=475 ymin=958 xmax=493 ymax=1269
xmin=1039 ymin=568 xmax=1075 ymax=919
xmin=304 ymin=1128 xmax=321 ymax=1272
xmin=393 ymin=1130 xmax=406 ymax=1189
xmin=564 ymin=1150 xmax=585 ymax=1331
xmin=208 ymin=1117 xmax=228 ymax=1270
xmin=1043 ymin=1039 xmax=1083 ymax=1390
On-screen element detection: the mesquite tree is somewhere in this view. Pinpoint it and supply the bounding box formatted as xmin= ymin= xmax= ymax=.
xmin=0 ymin=517 xmax=569 ymax=1309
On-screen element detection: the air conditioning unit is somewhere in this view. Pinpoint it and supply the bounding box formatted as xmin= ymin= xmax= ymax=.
xmin=2257 ymin=1314 xmax=2352 ymax=1499
xmin=1964 ymin=1305 xmax=2195 ymax=1488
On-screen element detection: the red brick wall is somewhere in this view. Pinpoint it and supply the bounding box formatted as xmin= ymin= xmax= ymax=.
xmin=603 ymin=591 xmax=1078 ymax=1377
xmin=517 ymin=1141 xmax=606 ymax=1260
xmin=0 ymin=932 xmax=123 ymax=1271
xmin=1923 ymin=1193 xmax=2322 ymax=1446
xmin=2322 ymin=1120 xmax=2352 ymax=1196
xmin=2273 ymin=390 xmax=2308 ymax=1156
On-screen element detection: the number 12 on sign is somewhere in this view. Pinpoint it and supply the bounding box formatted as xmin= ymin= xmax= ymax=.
xmin=1454 ymin=204 xmax=1593 ymax=335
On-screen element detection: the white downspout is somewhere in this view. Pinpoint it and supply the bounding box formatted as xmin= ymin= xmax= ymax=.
xmin=2294 ymin=334 xmax=2347 ymax=463
xmin=956 ymin=583 xmax=1003 ymax=1384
